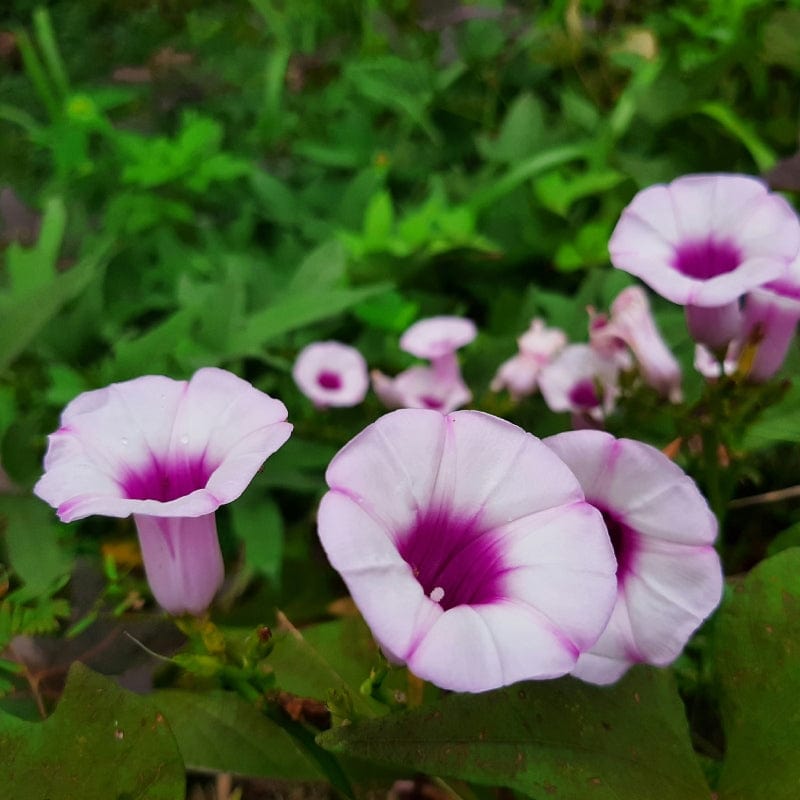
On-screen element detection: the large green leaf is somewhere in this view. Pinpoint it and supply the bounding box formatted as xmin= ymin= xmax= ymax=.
xmin=319 ymin=667 xmax=710 ymax=800
xmin=0 ymin=496 xmax=72 ymax=593
xmin=0 ymin=236 xmax=111 ymax=372
xmin=268 ymin=618 xmax=385 ymax=720
xmin=716 ymin=549 xmax=800 ymax=800
xmin=154 ymin=689 xmax=325 ymax=781
xmin=0 ymin=663 xmax=184 ymax=800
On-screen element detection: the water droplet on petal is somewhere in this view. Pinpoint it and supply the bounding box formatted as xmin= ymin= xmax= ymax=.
xmin=121 ymin=437 xmax=128 ymax=446
xmin=180 ymin=434 xmax=189 ymax=445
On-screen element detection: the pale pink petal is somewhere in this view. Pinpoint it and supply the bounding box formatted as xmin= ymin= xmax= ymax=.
xmin=571 ymin=600 xmax=639 ymax=685
xmin=438 ymin=411 xmax=586 ymax=527
xmin=292 ymin=341 xmax=369 ymax=408
xmin=325 ymin=408 xmax=446 ymax=533
xmin=624 ymin=542 xmax=723 ymax=665
xmin=489 ymin=354 xmax=542 ymax=399
xmin=517 ymin=319 xmax=568 ymax=361
xmin=400 ymin=316 xmax=477 ymax=359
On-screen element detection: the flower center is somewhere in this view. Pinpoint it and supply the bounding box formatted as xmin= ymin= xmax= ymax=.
xmin=122 ymin=457 xmax=214 ymax=502
xmin=396 ymin=508 xmax=506 ymax=611
xmin=595 ymin=504 xmax=638 ymax=585
xmin=316 ymin=370 xmax=342 ymax=390
xmin=673 ymin=238 xmax=741 ymax=280
xmin=568 ymin=379 xmax=600 ymax=409
xmin=420 ymin=395 xmax=444 ymax=410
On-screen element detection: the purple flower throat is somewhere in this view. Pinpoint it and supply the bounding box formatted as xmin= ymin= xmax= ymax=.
xmin=397 ymin=508 xmax=506 ymax=611
xmin=594 ymin=503 xmax=637 ymax=584
xmin=122 ymin=456 xmax=215 ymax=502
xmin=673 ymin=238 xmax=741 ymax=280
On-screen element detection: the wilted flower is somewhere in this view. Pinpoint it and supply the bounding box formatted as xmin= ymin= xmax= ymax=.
xmin=609 ymin=174 xmax=800 ymax=351
xmin=293 ymin=341 xmax=369 ymax=408
xmin=538 ymin=345 xmax=620 ymax=426
xmin=593 ymin=287 xmax=682 ymax=402
xmin=491 ymin=319 xmax=567 ymax=400
xmin=35 ymin=368 xmax=292 ymax=616
xmin=371 ymin=365 xmax=471 ymax=413
xmin=545 ymin=430 xmax=723 ymax=685
xmin=317 ymin=409 xmax=618 ymax=692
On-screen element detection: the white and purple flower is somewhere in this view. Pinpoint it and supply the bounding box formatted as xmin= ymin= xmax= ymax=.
xmin=545 ymin=430 xmax=723 ymax=685
xmin=317 ymin=409 xmax=618 ymax=693
xmin=293 ymin=341 xmax=369 ymax=408
xmin=34 ymin=368 xmax=292 ymax=617
xmin=538 ymin=344 xmax=620 ymax=427
xmin=592 ymin=287 xmax=682 ymax=402
xmin=491 ymin=319 xmax=567 ymax=400
xmin=609 ymin=174 xmax=800 ymax=351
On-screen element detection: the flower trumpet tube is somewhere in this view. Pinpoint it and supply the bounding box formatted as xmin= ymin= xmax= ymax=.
xmin=545 ymin=430 xmax=723 ymax=685
xmin=35 ymin=368 xmax=292 ymax=616
xmin=317 ymin=409 xmax=618 ymax=693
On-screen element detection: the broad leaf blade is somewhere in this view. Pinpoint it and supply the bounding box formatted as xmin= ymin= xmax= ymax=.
xmin=154 ymin=690 xmax=325 ymax=780
xmin=0 ymin=662 xmax=184 ymax=800
xmin=319 ymin=667 xmax=709 ymax=800
xmin=716 ymin=549 xmax=800 ymax=800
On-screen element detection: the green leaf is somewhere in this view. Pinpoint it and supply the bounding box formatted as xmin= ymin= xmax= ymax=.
xmin=231 ymin=496 xmax=284 ymax=586
xmin=695 ymin=102 xmax=777 ymax=173
xmin=319 ymin=667 xmax=710 ymax=800
xmin=233 ymin=282 xmax=391 ymax=353
xmin=0 ymin=496 xmax=72 ymax=593
xmin=716 ymin=549 xmax=800 ymax=799
xmin=269 ymin=619 xmax=385 ymax=720
xmin=5 ymin=197 xmax=65 ymax=294
xmin=476 ymin=93 xmax=546 ymax=164
xmin=0 ymin=236 xmax=112 ymax=372
xmin=0 ymin=662 xmax=184 ymax=800
xmin=286 ymin=239 xmax=347 ymax=295
xmin=154 ymin=689 xmax=325 ymax=780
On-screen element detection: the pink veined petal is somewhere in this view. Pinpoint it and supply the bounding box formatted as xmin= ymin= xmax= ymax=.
xmin=325 ymin=408 xmax=447 ymax=533
xmin=435 ymin=412 xmax=586 ymax=527
xmin=549 ymin=431 xmax=718 ymax=546
xmin=400 ymin=316 xmax=477 ymax=360
xmin=624 ymin=542 xmax=723 ymax=665
xmin=543 ymin=430 xmax=618 ymax=502
xmin=570 ymin=598 xmax=640 ymax=685
xmin=319 ymin=489 xmax=441 ymax=660
xmin=52 ymin=376 xmax=187 ymax=488
xmin=495 ymin=502 xmax=617 ymax=650
xmin=170 ymin=367 xmax=289 ymax=468
xmin=134 ymin=512 xmax=224 ymax=617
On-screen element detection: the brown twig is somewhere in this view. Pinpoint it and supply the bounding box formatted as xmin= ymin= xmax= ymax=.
xmin=729 ymin=484 xmax=800 ymax=509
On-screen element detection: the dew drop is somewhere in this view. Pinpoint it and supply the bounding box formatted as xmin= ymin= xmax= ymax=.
xmin=114 ymin=728 xmax=124 ymax=740
xmin=180 ymin=434 xmax=189 ymax=445
xmin=430 ymin=586 xmax=445 ymax=603
xmin=121 ymin=437 xmax=128 ymax=446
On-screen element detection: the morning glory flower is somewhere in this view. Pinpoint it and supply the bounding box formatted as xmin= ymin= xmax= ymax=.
xmin=609 ymin=174 xmax=800 ymax=351
xmin=35 ymin=368 xmax=292 ymax=617
xmin=490 ymin=319 xmax=567 ymax=400
xmin=399 ymin=316 xmax=477 ymax=361
xmin=293 ymin=341 xmax=369 ymax=408
xmin=538 ymin=344 xmax=620 ymax=427
xmin=545 ymin=430 xmax=723 ymax=685
xmin=317 ymin=409 xmax=617 ymax=693
xmin=591 ymin=287 xmax=682 ymax=402
xmin=371 ymin=365 xmax=471 ymax=413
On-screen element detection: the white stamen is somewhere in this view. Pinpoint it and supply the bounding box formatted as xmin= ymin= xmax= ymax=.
xmin=430 ymin=586 xmax=445 ymax=603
